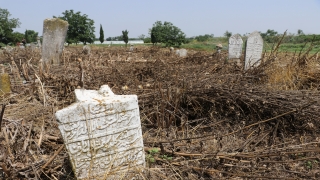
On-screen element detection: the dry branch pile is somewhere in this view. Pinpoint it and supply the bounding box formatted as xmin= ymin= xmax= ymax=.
xmin=0 ymin=44 xmax=320 ymax=179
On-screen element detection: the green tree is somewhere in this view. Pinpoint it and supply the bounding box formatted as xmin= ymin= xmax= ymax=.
xmin=11 ymin=32 xmax=24 ymax=45
xmin=99 ymin=24 xmax=104 ymax=44
xmin=150 ymin=21 xmax=163 ymax=45
xmin=55 ymin=10 xmax=95 ymax=45
xmin=0 ymin=8 xmax=21 ymax=45
xmin=261 ymin=29 xmax=278 ymax=43
xmin=297 ymin=29 xmax=304 ymax=35
xmin=149 ymin=21 xmax=186 ymax=47
xmin=122 ymin=29 xmax=129 ymax=47
xmin=224 ymin=31 xmax=232 ymax=38
xmin=24 ymin=30 xmax=38 ymax=43
xmin=150 ymin=31 xmax=156 ymax=45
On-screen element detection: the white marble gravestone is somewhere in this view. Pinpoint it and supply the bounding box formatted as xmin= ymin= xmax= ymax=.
xmin=244 ymin=31 xmax=263 ymax=70
xmin=55 ymin=85 xmax=145 ymax=179
xmin=42 ymin=18 xmax=68 ymax=65
xmin=228 ymin=34 xmax=243 ymax=59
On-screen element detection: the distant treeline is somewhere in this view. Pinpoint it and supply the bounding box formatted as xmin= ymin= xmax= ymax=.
xmin=186 ymin=32 xmax=320 ymax=45
xmin=270 ymin=34 xmax=320 ymax=44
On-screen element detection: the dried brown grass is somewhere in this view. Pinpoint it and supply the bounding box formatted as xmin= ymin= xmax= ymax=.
xmin=0 ymin=42 xmax=319 ymax=179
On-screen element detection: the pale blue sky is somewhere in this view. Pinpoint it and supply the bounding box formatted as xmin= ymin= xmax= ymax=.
xmin=1 ymin=0 xmax=320 ymax=38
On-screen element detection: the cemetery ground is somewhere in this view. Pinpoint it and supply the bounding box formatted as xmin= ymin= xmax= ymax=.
xmin=0 ymin=43 xmax=320 ymax=179
xmin=24 ymin=41 xmax=320 ymax=54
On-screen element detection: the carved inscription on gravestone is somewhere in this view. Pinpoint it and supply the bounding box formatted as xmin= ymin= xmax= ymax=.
xmin=55 ymin=85 xmax=145 ymax=179
xmin=244 ymin=31 xmax=263 ymax=70
xmin=42 ymin=18 xmax=68 ymax=65
xmin=228 ymin=34 xmax=243 ymax=59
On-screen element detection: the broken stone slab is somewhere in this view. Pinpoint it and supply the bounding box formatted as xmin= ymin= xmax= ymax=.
xmin=244 ymin=31 xmax=263 ymax=70
xmin=42 ymin=18 xmax=68 ymax=65
xmin=55 ymin=85 xmax=145 ymax=179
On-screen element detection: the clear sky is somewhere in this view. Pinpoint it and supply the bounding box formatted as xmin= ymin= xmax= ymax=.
xmin=1 ymin=0 xmax=320 ymax=38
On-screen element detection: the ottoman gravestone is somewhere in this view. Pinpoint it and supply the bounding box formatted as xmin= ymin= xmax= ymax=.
xmin=228 ymin=34 xmax=243 ymax=59
xmin=244 ymin=31 xmax=263 ymax=70
xmin=55 ymin=85 xmax=145 ymax=179
xmin=42 ymin=18 xmax=68 ymax=65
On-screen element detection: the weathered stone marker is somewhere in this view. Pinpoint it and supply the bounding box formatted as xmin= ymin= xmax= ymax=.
xmin=175 ymin=49 xmax=188 ymax=57
xmin=55 ymin=85 xmax=145 ymax=179
xmin=228 ymin=34 xmax=243 ymax=59
xmin=244 ymin=31 xmax=263 ymax=70
xmin=129 ymin=44 xmax=134 ymax=51
xmin=82 ymin=45 xmax=91 ymax=55
xmin=42 ymin=18 xmax=68 ymax=65
xmin=0 ymin=65 xmax=11 ymax=95
xmin=37 ymin=36 xmax=42 ymax=49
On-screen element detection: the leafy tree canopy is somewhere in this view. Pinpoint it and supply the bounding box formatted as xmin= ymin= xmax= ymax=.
xmin=261 ymin=29 xmax=278 ymax=43
xmin=24 ymin=30 xmax=38 ymax=43
xmin=11 ymin=32 xmax=24 ymax=44
xmin=194 ymin=34 xmax=214 ymax=42
xmin=149 ymin=21 xmax=186 ymax=47
xmin=54 ymin=10 xmax=95 ymax=45
xmin=224 ymin=31 xmax=232 ymax=38
xmin=0 ymin=8 xmax=21 ymax=45
xmin=297 ymin=29 xmax=304 ymax=36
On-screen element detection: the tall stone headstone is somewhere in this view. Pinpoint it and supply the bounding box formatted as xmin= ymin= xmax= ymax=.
xmin=42 ymin=18 xmax=68 ymax=65
xmin=55 ymin=85 xmax=145 ymax=179
xmin=244 ymin=31 xmax=263 ymax=70
xmin=228 ymin=34 xmax=243 ymax=59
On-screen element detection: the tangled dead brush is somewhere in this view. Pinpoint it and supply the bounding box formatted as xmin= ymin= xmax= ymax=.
xmin=0 ymin=42 xmax=319 ymax=179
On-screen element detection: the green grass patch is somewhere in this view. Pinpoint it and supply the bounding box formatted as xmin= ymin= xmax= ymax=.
xmin=70 ymin=38 xmax=319 ymax=54
xmin=264 ymin=43 xmax=320 ymax=54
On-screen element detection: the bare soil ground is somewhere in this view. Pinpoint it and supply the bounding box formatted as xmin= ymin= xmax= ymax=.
xmin=0 ymin=44 xmax=320 ymax=179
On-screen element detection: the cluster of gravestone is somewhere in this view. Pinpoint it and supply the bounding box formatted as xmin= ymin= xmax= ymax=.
xmin=0 ymin=17 xmax=265 ymax=179
xmin=227 ymin=31 xmax=263 ymax=70
xmin=39 ymin=18 xmax=145 ymax=179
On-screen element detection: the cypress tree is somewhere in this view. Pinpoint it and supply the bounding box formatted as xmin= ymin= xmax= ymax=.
xmin=99 ymin=24 xmax=104 ymax=44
